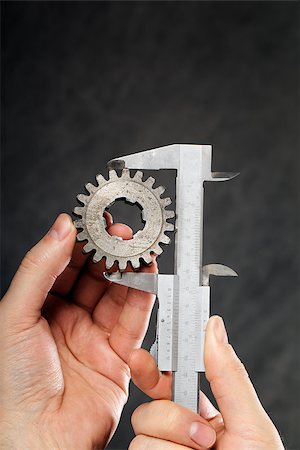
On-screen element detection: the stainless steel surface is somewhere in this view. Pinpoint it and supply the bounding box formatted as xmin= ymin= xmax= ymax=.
xmin=202 ymin=264 xmax=238 ymax=286
xmin=156 ymin=274 xmax=179 ymax=372
xmin=194 ymin=286 xmax=210 ymax=372
xmin=103 ymin=272 xmax=158 ymax=294
xmin=107 ymin=144 xmax=238 ymax=413
xmin=73 ymin=168 xmax=175 ymax=271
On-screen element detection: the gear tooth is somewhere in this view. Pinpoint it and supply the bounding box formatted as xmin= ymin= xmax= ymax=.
xmin=93 ymin=251 xmax=103 ymax=263
xmin=144 ymin=176 xmax=155 ymax=188
xmin=155 ymin=186 xmax=166 ymax=196
xmin=142 ymin=253 xmax=153 ymax=265
xmin=133 ymin=170 xmax=143 ymax=181
xmin=96 ymin=174 xmax=106 ymax=186
xmin=165 ymin=210 xmax=175 ymax=219
xmin=82 ymin=242 xmax=94 ymax=254
xmin=105 ymin=256 xmax=115 ymax=269
xmin=109 ymin=170 xmax=118 ymax=180
xmin=160 ymin=234 xmax=171 ymax=245
xmin=162 ymin=197 xmax=172 ymax=207
xmin=73 ymin=206 xmax=84 ymax=217
xmin=77 ymin=193 xmax=89 ymax=205
xmin=164 ymin=222 xmax=175 ymax=232
xmin=73 ymin=219 xmax=83 ymax=229
xmin=122 ymin=168 xmax=131 ymax=178
xmin=153 ymin=244 xmax=163 ymax=255
xmin=85 ymin=182 xmax=97 ymax=194
xmin=118 ymin=259 xmax=127 ymax=271
xmin=130 ymin=257 xmax=140 ymax=270
xmin=77 ymin=231 xmax=88 ymax=241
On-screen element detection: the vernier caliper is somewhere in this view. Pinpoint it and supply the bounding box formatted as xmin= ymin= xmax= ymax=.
xmin=75 ymin=144 xmax=238 ymax=413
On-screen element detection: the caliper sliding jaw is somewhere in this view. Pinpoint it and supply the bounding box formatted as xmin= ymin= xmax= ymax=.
xmin=105 ymin=144 xmax=238 ymax=413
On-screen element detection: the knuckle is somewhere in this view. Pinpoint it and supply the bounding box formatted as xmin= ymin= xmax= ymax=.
xmin=233 ymin=361 xmax=249 ymax=380
xmin=225 ymin=344 xmax=249 ymax=379
xmin=18 ymin=248 xmax=58 ymax=288
xmin=21 ymin=250 xmax=40 ymax=271
xmin=20 ymin=248 xmax=46 ymax=273
xmin=132 ymin=400 xmax=183 ymax=437
xmin=166 ymin=405 xmax=182 ymax=428
xmin=129 ymin=435 xmax=147 ymax=450
xmin=115 ymin=321 xmax=143 ymax=341
xmin=154 ymin=400 xmax=182 ymax=429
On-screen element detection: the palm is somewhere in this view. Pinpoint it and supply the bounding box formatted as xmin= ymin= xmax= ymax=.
xmin=25 ymin=234 xmax=156 ymax=449
xmin=39 ymin=299 xmax=127 ymax=449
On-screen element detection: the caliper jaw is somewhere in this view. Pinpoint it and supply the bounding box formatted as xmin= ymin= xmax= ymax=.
xmin=195 ymin=265 xmax=238 ymax=372
xmin=104 ymin=272 xmax=158 ymax=294
xmin=107 ymin=144 xmax=239 ymax=182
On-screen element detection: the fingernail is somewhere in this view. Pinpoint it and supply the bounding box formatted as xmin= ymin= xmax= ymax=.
xmin=49 ymin=214 xmax=73 ymax=241
xmin=212 ymin=316 xmax=228 ymax=344
xmin=190 ymin=422 xmax=216 ymax=447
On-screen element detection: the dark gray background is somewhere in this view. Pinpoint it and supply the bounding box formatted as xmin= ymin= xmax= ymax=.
xmin=1 ymin=2 xmax=299 ymax=449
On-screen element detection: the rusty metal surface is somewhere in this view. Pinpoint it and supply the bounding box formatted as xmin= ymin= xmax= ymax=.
xmin=74 ymin=168 xmax=174 ymax=270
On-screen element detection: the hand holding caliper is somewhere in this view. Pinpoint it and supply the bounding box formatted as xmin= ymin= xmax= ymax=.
xmin=128 ymin=315 xmax=285 ymax=450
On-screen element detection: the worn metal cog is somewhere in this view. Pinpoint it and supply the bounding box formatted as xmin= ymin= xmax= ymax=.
xmin=73 ymin=168 xmax=175 ymax=271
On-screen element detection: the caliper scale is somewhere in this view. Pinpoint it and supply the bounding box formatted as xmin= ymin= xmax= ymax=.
xmin=102 ymin=144 xmax=237 ymax=413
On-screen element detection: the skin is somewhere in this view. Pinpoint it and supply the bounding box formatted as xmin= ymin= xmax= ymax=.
xmin=128 ymin=318 xmax=285 ymax=450
xmin=0 ymin=213 xmax=285 ymax=450
xmin=0 ymin=213 xmax=157 ymax=449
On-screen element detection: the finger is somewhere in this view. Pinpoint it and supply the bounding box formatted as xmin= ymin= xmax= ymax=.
xmin=92 ymin=255 xmax=136 ymax=332
xmin=129 ymin=348 xmax=172 ymax=399
xmin=130 ymin=435 xmax=192 ymax=450
xmin=2 ymin=214 xmax=76 ymax=326
xmin=205 ymin=316 xmax=275 ymax=435
xmin=129 ymin=349 xmax=220 ymax=421
xmin=51 ymin=212 xmax=113 ymax=299
xmin=109 ymin=258 xmax=157 ymax=362
xmin=131 ymin=400 xmax=216 ymax=450
xmin=199 ymin=392 xmax=220 ymax=421
xmin=50 ymin=241 xmax=89 ymax=297
xmin=106 ymin=222 xmax=133 ymax=240
xmin=71 ymin=223 xmax=133 ymax=313
xmin=92 ymin=277 xmax=130 ymax=332
xmin=71 ymin=258 xmax=110 ymax=313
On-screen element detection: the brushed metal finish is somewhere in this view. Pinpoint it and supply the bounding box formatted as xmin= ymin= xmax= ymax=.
xmin=104 ymin=272 xmax=158 ymax=294
xmin=202 ymin=264 xmax=238 ymax=286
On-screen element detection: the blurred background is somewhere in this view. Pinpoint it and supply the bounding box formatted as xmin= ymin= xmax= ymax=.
xmin=1 ymin=2 xmax=299 ymax=449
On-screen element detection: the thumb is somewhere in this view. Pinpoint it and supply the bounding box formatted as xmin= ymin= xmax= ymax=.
xmin=2 ymin=213 xmax=76 ymax=326
xmin=204 ymin=316 xmax=272 ymax=435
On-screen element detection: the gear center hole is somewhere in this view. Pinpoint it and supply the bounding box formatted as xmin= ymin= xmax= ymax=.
xmin=104 ymin=198 xmax=145 ymax=237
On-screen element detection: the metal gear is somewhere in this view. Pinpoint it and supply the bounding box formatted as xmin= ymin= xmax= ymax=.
xmin=73 ymin=168 xmax=175 ymax=271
